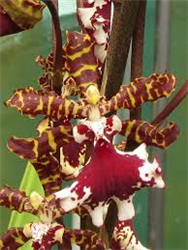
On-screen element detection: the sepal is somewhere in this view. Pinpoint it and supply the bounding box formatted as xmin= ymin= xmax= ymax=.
xmin=5 ymin=88 xmax=85 ymax=121
xmin=102 ymin=73 xmax=176 ymax=113
xmin=120 ymin=119 xmax=179 ymax=148
xmin=0 ymin=227 xmax=29 ymax=250
xmin=0 ymin=185 xmax=35 ymax=214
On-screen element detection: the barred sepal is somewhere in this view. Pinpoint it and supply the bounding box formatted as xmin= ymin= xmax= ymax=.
xmin=32 ymin=155 xmax=62 ymax=196
xmin=37 ymin=31 xmax=101 ymax=95
xmin=7 ymin=124 xmax=73 ymax=195
xmin=7 ymin=124 xmax=73 ymax=161
xmin=102 ymin=73 xmax=176 ymax=114
xmin=111 ymin=219 xmax=148 ymax=250
xmin=0 ymin=185 xmax=35 ymax=214
xmin=64 ymin=31 xmax=100 ymax=94
xmin=0 ymin=0 xmax=45 ymax=30
xmin=0 ymin=227 xmax=29 ymax=250
xmin=64 ymin=229 xmax=105 ymax=250
xmin=120 ymin=119 xmax=179 ymax=149
xmin=5 ymin=88 xmax=85 ymax=121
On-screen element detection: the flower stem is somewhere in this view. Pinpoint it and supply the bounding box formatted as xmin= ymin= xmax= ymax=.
xmin=151 ymin=80 xmax=188 ymax=125
xmin=40 ymin=0 xmax=62 ymax=93
xmin=103 ymin=0 xmax=140 ymax=99
xmin=130 ymin=0 xmax=146 ymax=120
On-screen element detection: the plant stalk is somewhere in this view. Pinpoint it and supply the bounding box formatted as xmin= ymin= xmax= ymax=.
xmin=130 ymin=0 xmax=146 ymax=120
xmin=40 ymin=0 xmax=62 ymax=93
xmin=152 ymin=80 xmax=188 ymax=125
xmin=103 ymin=0 xmax=140 ymax=99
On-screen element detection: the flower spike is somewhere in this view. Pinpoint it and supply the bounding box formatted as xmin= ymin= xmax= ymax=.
xmin=1 ymin=1 xmax=187 ymax=249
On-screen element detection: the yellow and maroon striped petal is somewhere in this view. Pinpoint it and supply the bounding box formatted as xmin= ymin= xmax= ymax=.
xmin=0 ymin=227 xmax=30 ymax=250
xmin=120 ymin=119 xmax=179 ymax=149
xmin=7 ymin=124 xmax=74 ymax=195
xmin=101 ymin=73 xmax=176 ymax=114
xmin=7 ymin=124 xmax=73 ymax=161
xmin=32 ymin=154 xmax=62 ymax=196
xmin=64 ymin=229 xmax=105 ymax=250
xmin=5 ymin=88 xmax=85 ymax=121
xmin=64 ymin=31 xmax=100 ymax=94
xmin=36 ymin=31 xmax=101 ymax=95
xmin=0 ymin=185 xmax=35 ymax=214
xmin=0 ymin=0 xmax=45 ymax=32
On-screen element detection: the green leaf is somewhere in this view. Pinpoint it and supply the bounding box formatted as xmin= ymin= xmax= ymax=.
xmin=8 ymin=162 xmax=44 ymax=250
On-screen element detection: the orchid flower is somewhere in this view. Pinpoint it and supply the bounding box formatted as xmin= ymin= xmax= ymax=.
xmin=0 ymin=186 xmax=64 ymax=250
xmin=0 ymin=186 xmax=105 ymax=250
xmin=4 ymin=69 xmax=182 ymax=250
xmin=5 ymin=70 xmax=179 ymax=150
